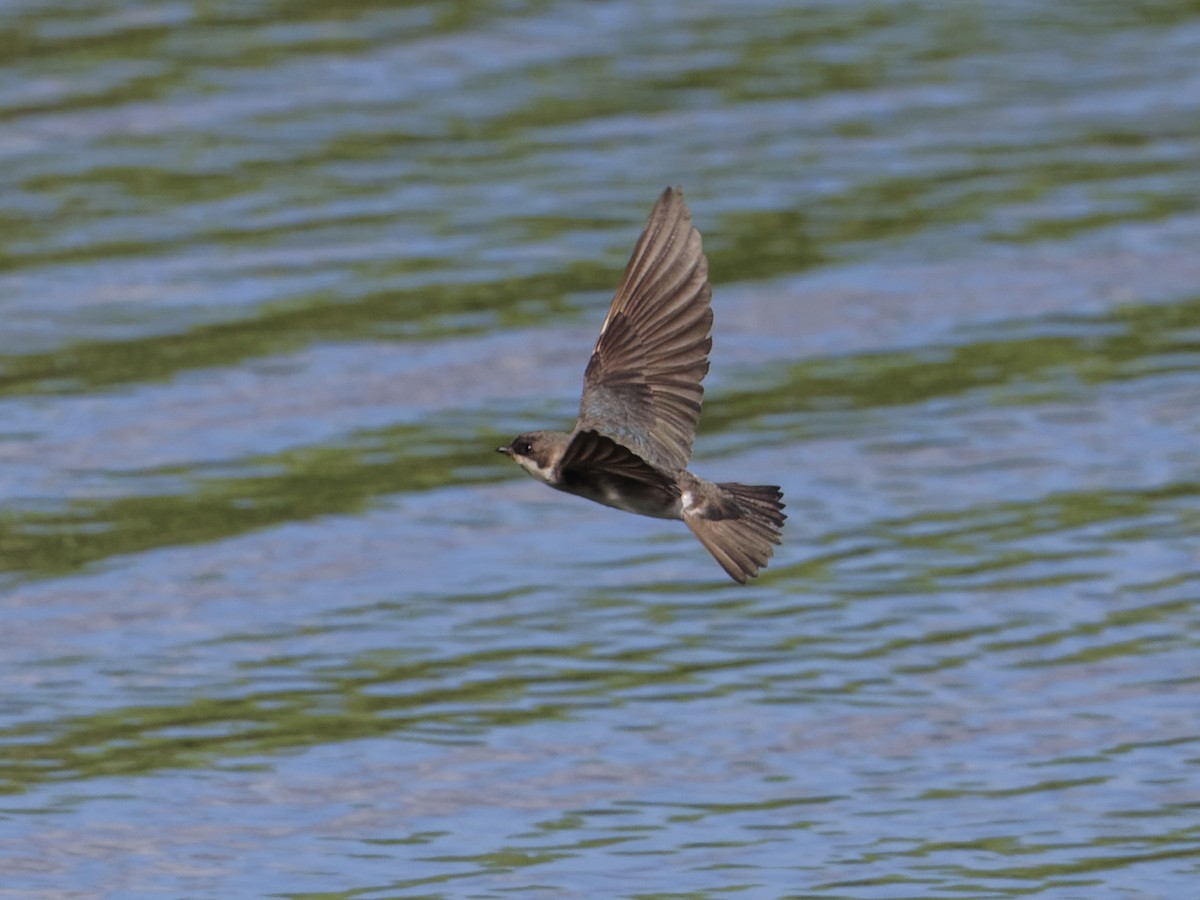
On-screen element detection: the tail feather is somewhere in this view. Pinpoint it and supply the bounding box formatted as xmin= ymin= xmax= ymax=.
xmin=683 ymin=482 xmax=786 ymax=583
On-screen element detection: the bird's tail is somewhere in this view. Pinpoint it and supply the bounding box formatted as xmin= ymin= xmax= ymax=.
xmin=683 ymin=482 xmax=786 ymax=583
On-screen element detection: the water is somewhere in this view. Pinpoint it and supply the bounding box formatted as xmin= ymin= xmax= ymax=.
xmin=2 ymin=2 xmax=1199 ymax=897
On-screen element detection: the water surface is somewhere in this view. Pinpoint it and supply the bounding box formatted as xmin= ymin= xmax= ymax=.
xmin=2 ymin=2 xmax=1199 ymax=897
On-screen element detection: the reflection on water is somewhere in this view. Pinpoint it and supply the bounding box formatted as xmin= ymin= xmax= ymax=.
xmin=2 ymin=2 xmax=1199 ymax=897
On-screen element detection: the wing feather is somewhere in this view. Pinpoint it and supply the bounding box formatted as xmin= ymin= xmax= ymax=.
xmin=575 ymin=187 xmax=713 ymax=472
xmin=558 ymin=430 xmax=675 ymax=486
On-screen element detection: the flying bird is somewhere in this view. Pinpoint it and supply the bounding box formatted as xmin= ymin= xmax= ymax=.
xmin=498 ymin=187 xmax=785 ymax=582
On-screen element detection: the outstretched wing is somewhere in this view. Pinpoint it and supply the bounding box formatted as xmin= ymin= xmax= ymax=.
xmin=556 ymin=429 xmax=681 ymax=515
xmin=573 ymin=187 xmax=713 ymax=474
xmin=558 ymin=429 xmax=677 ymax=488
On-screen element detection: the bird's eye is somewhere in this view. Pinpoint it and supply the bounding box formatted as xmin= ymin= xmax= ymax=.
xmin=515 ymin=440 xmax=532 ymax=455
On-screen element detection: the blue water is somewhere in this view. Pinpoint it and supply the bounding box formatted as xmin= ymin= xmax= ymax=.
xmin=2 ymin=2 xmax=1199 ymax=897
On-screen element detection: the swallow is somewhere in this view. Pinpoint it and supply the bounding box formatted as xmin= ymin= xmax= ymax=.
xmin=498 ymin=187 xmax=784 ymax=582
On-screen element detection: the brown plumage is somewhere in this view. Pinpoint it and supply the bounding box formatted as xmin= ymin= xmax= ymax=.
xmin=499 ymin=188 xmax=785 ymax=582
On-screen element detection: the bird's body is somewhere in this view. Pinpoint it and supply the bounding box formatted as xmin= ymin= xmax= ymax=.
xmin=499 ymin=188 xmax=785 ymax=582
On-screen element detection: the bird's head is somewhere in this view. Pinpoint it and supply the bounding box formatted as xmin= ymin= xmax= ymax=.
xmin=496 ymin=431 xmax=568 ymax=484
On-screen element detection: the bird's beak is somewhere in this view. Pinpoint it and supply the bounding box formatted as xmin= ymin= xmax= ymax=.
xmin=497 ymin=445 xmax=513 ymax=456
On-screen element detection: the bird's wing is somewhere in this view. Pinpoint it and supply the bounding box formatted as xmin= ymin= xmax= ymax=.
xmin=574 ymin=187 xmax=713 ymax=473
xmin=557 ymin=429 xmax=677 ymax=489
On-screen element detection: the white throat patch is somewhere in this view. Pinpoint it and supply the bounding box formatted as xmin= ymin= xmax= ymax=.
xmin=515 ymin=455 xmax=556 ymax=484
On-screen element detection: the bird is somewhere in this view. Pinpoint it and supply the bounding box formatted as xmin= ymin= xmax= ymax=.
xmin=498 ymin=187 xmax=785 ymax=582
